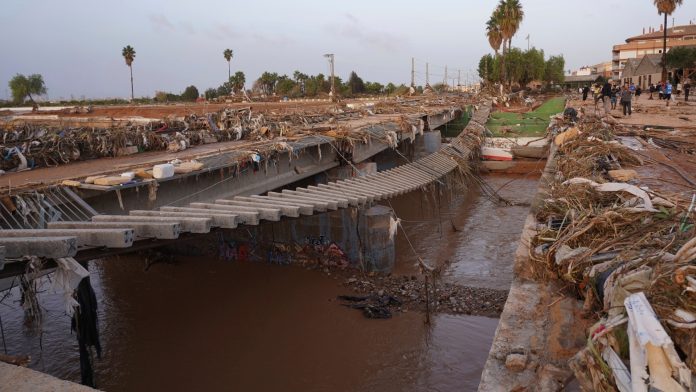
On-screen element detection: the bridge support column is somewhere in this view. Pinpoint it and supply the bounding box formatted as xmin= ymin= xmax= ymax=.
xmin=357 ymin=205 xmax=396 ymax=273
xmin=413 ymin=130 xmax=442 ymax=159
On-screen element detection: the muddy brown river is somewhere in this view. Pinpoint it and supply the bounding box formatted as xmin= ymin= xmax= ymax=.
xmin=0 ymin=174 xmax=538 ymax=391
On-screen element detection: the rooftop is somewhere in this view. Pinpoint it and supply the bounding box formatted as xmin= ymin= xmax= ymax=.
xmin=626 ymin=24 xmax=696 ymax=42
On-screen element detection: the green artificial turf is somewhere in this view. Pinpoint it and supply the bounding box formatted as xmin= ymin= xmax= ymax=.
xmin=486 ymin=97 xmax=566 ymax=136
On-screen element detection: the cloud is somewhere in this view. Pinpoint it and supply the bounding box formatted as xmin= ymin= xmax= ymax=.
xmin=206 ymin=24 xmax=240 ymax=40
xmin=179 ymin=21 xmax=196 ymax=35
xmin=251 ymin=33 xmax=293 ymax=46
xmin=344 ymin=13 xmax=359 ymax=23
xmin=324 ymin=14 xmax=406 ymax=52
xmin=148 ymin=14 xmax=176 ymax=33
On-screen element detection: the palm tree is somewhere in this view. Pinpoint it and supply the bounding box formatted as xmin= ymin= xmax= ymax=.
xmin=122 ymin=45 xmax=136 ymax=101
xmin=486 ymin=17 xmax=503 ymax=56
xmin=486 ymin=13 xmax=504 ymax=83
xmin=223 ymin=49 xmax=233 ymax=80
xmin=653 ymin=0 xmax=683 ymax=82
xmin=498 ymin=0 xmax=524 ymax=86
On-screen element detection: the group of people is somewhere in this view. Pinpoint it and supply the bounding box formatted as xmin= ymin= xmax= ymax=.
xmin=580 ymin=78 xmax=691 ymax=117
xmin=646 ymin=81 xmax=691 ymax=102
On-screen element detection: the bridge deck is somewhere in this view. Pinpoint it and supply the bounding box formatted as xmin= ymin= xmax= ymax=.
xmin=0 ymin=101 xmax=490 ymax=276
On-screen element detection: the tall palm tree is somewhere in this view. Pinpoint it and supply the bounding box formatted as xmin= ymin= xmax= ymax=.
xmin=489 ymin=6 xmax=506 ymax=83
xmin=223 ymin=49 xmax=233 ymax=80
xmin=121 ymin=45 xmax=136 ymax=101
xmin=503 ymin=0 xmax=524 ymax=51
xmin=498 ymin=0 xmax=524 ymax=86
xmin=653 ymin=0 xmax=683 ymax=82
xmin=486 ymin=17 xmax=503 ymax=57
xmin=486 ymin=14 xmax=504 ymax=83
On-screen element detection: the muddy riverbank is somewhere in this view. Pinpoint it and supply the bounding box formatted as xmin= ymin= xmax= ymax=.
xmin=0 ymin=173 xmax=539 ymax=391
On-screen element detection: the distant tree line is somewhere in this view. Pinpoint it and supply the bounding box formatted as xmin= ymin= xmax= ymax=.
xmin=154 ymin=85 xmax=200 ymax=102
xmin=478 ymin=49 xmax=565 ymax=87
xmin=203 ymin=70 xmax=416 ymax=100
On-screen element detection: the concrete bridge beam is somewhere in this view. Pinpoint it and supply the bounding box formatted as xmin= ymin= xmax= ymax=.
xmin=280 ymin=190 xmax=348 ymax=209
xmin=0 ymin=237 xmax=77 ymax=259
xmin=247 ymin=195 xmax=326 ymax=215
xmin=339 ymin=178 xmax=400 ymax=198
xmin=47 ymin=221 xmax=180 ymax=240
xmin=263 ymin=192 xmax=334 ymax=211
xmin=215 ymin=199 xmax=301 ymax=218
xmin=360 ymin=173 xmax=419 ymax=193
xmin=295 ymin=188 xmax=360 ymax=207
xmin=240 ymin=196 xmax=316 ymax=215
xmin=129 ymin=210 xmax=238 ymax=229
xmin=324 ymin=182 xmax=384 ymax=201
xmin=375 ymin=169 xmax=430 ymax=188
xmin=267 ymin=191 xmax=340 ymax=211
xmin=0 ymin=229 xmax=134 ymax=248
xmin=160 ymin=206 xmax=260 ymax=226
xmin=92 ymin=215 xmax=212 ymax=234
xmin=189 ymin=203 xmax=280 ymax=222
xmin=306 ymin=185 xmax=368 ymax=205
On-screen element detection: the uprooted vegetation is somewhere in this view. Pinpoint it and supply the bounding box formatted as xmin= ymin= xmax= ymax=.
xmin=530 ymin=112 xmax=696 ymax=390
xmin=0 ymin=97 xmax=470 ymax=175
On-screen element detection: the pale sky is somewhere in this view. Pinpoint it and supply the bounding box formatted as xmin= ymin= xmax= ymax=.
xmin=2 ymin=0 xmax=696 ymax=100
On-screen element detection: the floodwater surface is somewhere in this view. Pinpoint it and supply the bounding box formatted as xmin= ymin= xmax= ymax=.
xmin=0 ymin=174 xmax=538 ymax=391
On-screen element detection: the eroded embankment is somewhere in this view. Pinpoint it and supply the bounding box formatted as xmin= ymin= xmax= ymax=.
xmin=480 ymin=104 xmax=696 ymax=391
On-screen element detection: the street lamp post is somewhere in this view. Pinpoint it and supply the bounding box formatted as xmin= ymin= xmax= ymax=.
xmin=324 ymin=53 xmax=335 ymax=101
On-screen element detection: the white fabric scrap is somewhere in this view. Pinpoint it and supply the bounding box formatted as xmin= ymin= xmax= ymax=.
xmin=52 ymin=257 xmax=89 ymax=316
xmin=389 ymin=216 xmax=400 ymax=241
xmin=563 ymin=178 xmax=657 ymax=212
xmin=624 ymin=292 xmax=692 ymax=392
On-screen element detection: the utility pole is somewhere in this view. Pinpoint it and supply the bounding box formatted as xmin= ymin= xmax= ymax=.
xmin=458 ymin=69 xmax=461 ymax=87
xmin=411 ymin=57 xmax=415 ymax=87
xmin=324 ymin=53 xmax=335 ymax=100
xmin=426 ymin=62 xmax=430 ymax=86
xmin=526 ymin=34 xmax=530 ymax=51
xmin=444 ymin=65 xmax=448 ymax=86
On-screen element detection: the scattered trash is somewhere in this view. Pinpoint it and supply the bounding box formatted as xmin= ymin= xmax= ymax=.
xmin=533 ymin=109 xmax=696 ymax=389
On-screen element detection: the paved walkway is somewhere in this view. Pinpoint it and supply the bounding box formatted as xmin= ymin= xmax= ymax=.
xmin=0 ymin=362 xmax=95 ymax=391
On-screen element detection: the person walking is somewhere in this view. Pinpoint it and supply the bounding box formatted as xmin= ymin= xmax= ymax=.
xmin=601 ymin=81 xmax=612 ymax=115
xmin=635 ymin=85 xmax=642 ymax=101
xmin=658 ymin=82 xmax=664 ymax=100
xmin=593 ymin=83 xmax=602 ymax=113
xmin=610 ymin=85 xmax=618 ymax=110
xmin=620 ymin=85 xmax=632 ymax=116
xmin=685 ymin=81 xmax=691 ymax=102
xmin=649 ymin=83 xmax=655 ymax=100
xmin=665 ymin=81 xmax=673 ymax=107
xmin=582 ymin=85 xmax=589 ymax=101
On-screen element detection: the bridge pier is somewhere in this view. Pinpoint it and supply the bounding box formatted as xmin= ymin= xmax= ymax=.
xmin=164 ymin=204 xmax=397 ymax=273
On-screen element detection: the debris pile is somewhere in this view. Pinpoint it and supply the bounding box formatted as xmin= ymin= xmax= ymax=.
xmin=0 ymin=97 xmax=472 ymax=176
xmin=530 ymin=110 xmax=696 ymax=390
xmin=340 ymin=273 xmax=508 ymax=318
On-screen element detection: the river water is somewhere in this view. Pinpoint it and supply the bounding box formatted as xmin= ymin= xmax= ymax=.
xmin=0 ymin=174 xmax=538 ymax=391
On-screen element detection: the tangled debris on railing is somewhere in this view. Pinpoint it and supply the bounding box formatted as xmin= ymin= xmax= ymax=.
xmin=0 ymin=97 xmax=473 ymax=176
xmin=530 ymin=110 xmax=696 ymax=390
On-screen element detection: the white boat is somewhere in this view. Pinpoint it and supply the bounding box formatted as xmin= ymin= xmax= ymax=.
xmin=481 ymin=147 xmax=513 ymax=161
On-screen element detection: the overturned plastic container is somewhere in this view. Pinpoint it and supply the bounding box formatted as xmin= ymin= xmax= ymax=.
xmin=152 ymin=164 xmax=175 ymax=179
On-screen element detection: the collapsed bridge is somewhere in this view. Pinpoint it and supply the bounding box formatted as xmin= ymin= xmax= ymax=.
xmin=0 ymin=98 xmax=489 ymax=284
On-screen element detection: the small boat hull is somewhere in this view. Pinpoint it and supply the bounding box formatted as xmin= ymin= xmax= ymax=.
xmin=481 ymin=147 xmax=513 ymax=161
